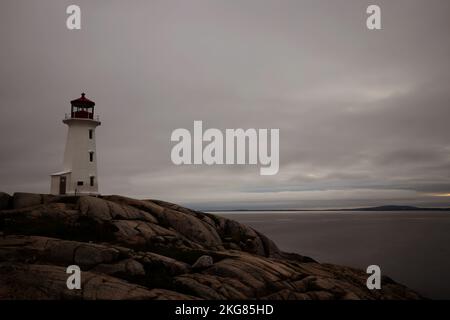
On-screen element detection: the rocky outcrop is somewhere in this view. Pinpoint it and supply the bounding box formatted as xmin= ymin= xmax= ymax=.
xmin=0 ymin=193 xmax=422 ymax=300
xmin=0 ymin=192 xmax=11 ymax=211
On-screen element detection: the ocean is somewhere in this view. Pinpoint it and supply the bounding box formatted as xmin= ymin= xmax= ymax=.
xmin=216 ymin=211 xmax=450 ymax=299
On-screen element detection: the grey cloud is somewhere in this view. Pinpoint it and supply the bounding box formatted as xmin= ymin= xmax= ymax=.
xmin=1 ymin=0 xmax=450 ymax=208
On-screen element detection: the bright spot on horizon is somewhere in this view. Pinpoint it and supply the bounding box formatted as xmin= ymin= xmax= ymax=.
xmin=431 ymin=193 xmax=450 ymax=197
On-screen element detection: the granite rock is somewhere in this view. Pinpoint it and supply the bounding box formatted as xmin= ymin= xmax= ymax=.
xmin=0 ymin=193 xmax=423 ymax=300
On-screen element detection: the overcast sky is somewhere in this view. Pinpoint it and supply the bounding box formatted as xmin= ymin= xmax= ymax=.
xmin=1 ymin=0 xmax=450 ymax=209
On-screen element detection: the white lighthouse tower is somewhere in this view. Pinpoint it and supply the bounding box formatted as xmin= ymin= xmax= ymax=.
xmin=50 ymin=93 xmax=101 ymax=195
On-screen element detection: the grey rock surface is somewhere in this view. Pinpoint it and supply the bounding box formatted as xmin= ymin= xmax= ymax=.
xmin=192 ymin=255 xmax=214 ymax=270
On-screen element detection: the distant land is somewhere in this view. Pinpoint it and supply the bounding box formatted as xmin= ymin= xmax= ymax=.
xmin=207 ymin=205 xmax=450 ymax=212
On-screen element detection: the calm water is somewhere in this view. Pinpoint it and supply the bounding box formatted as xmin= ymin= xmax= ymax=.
xmin=216 ymin=211 xmax=450 ymax=299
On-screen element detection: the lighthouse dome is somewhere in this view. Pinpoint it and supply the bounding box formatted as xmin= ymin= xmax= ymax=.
xmin=70 ymin=93 xmax=95 ymax=108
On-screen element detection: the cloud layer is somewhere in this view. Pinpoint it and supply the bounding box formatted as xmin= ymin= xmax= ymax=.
xmin=1 ymin=0 xmax=449 ymax=209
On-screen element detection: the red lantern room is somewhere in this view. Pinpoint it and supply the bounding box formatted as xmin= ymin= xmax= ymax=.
xmin=70 ymin=93 xmax=96 ymax=119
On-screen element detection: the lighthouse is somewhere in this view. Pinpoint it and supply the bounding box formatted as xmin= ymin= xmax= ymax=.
xmin=50 ymin=93 xmax=101 ymax=195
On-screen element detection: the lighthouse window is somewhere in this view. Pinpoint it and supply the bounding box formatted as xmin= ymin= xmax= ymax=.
xmin=89 ymin=152 xmax=94 ymax=162
xmin=89 ymin=129 xmax=93 ymax=139
xmin=90 ymin=176 xmax=95 ymax=187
